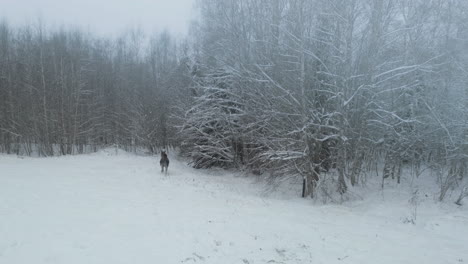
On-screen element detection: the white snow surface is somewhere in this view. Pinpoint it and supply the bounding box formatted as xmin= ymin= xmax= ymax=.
xmin=0 ymin=149 xmax=467 ymax=264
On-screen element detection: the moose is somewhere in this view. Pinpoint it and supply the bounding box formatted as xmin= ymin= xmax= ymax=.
xmin=160 ymin=150 xmax=169 ymax=174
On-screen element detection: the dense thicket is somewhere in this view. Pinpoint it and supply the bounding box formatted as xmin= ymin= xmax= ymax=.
xmin=1 ymin=0 xmax=467 ymax=200
xmin=180 ymin=0 xmax=468 ymax=199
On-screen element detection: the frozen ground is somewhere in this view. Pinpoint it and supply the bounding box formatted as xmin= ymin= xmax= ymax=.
xmin=0 ymin=149 xmax=467 ymax=264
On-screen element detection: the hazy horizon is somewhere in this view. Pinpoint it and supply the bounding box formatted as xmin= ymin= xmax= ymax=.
xmin=1 ymin=0 xmax=195 ymax=36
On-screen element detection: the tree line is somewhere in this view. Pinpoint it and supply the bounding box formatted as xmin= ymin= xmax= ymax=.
xmin=1 ymin=0 xmax=467 ymax=200
xmin=0 ymin=22 xmax=189 ymax=156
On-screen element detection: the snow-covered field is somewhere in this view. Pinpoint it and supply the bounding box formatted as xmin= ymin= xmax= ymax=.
xmin=1 ymin=149 xmax=467 ymax=264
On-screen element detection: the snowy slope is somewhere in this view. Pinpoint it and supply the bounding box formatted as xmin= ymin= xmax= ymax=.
xmin=0 ymin=149 xmax=467 ymax=264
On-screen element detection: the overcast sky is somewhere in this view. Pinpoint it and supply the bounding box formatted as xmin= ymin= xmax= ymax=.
xmin=1 ymin=0 xmax=195 ymax=36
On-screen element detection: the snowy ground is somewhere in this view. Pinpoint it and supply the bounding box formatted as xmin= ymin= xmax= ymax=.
xmin=1 ymin=149 xmax=467 ymax=264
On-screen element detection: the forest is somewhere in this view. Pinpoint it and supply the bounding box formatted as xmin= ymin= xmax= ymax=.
xmin=1 ymin=0 xmax=467 ymax=201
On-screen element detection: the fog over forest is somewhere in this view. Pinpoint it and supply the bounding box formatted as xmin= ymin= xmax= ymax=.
xmin=1 ymin=0 xmax=467 ymax=200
